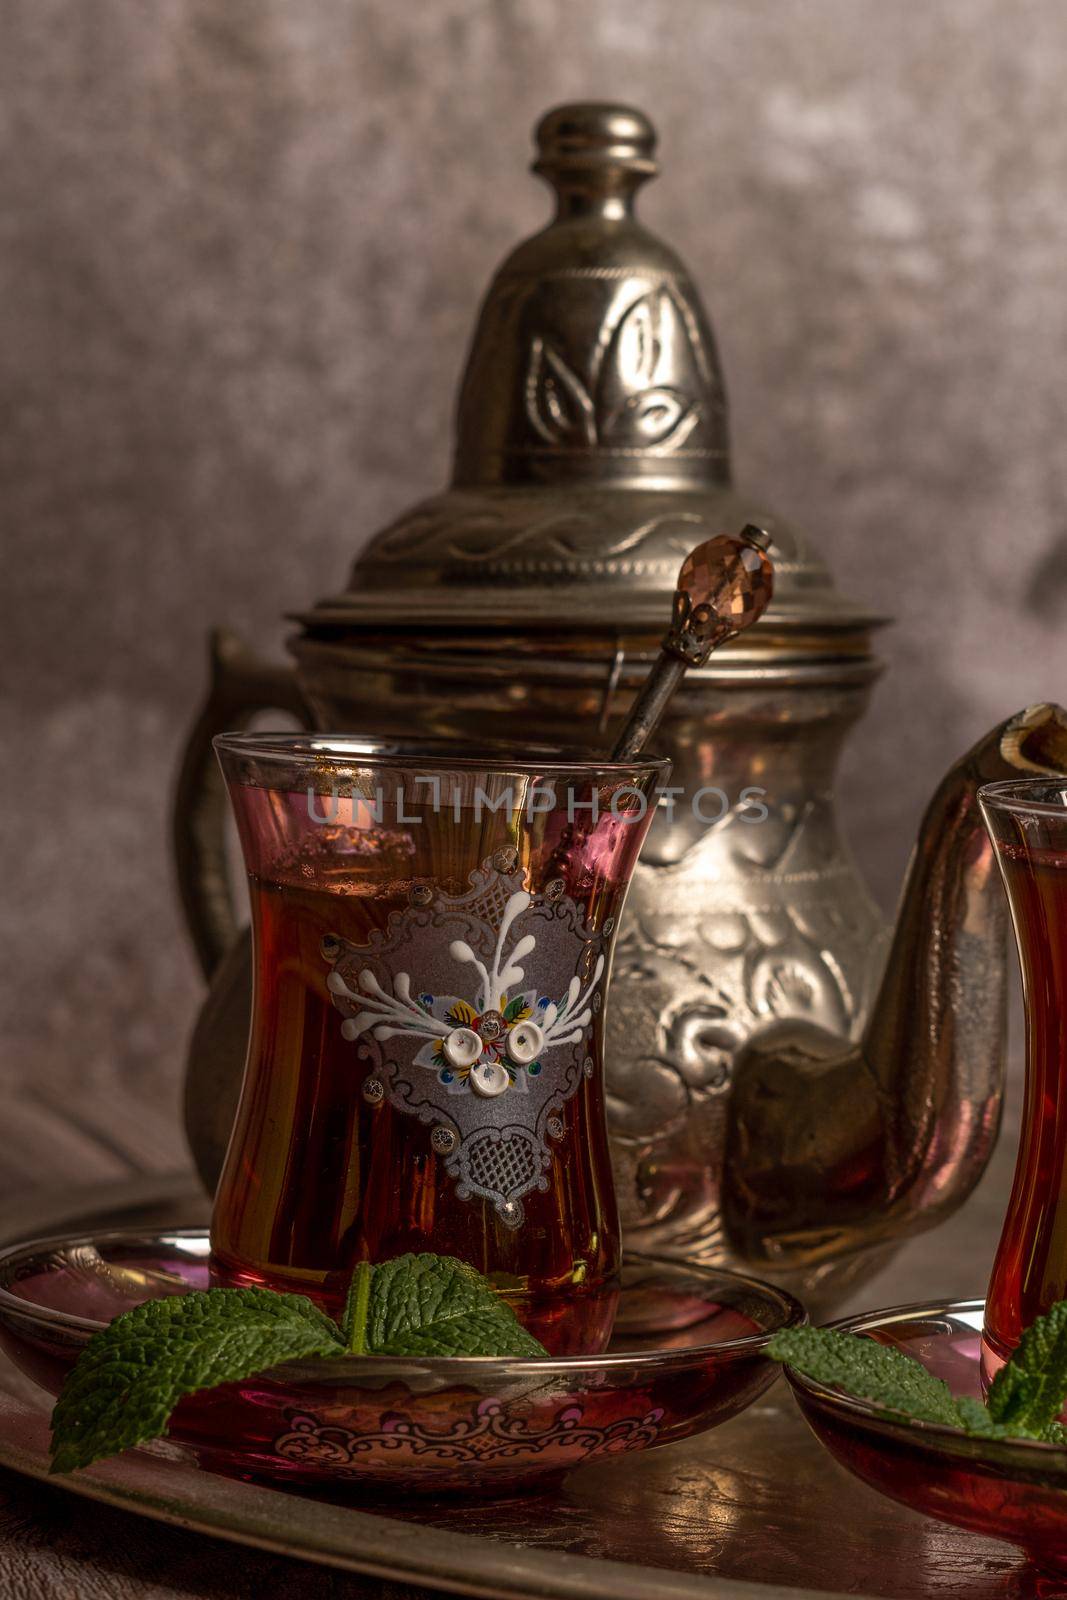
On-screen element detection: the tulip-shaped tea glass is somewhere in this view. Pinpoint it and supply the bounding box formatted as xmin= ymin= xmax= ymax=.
xmin=211 ymin=734 xmax=668 ymax=1355
xmin=981 ymin=778 xmax=1067 ymax=1378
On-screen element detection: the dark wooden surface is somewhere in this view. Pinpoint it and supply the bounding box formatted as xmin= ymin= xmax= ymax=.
xmin=0 ymin=1107 xmax=1053 ymax=1600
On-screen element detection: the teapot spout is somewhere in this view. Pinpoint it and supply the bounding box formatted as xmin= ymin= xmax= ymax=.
xmin=723 ymin=703 xmax=1067 ymax=1273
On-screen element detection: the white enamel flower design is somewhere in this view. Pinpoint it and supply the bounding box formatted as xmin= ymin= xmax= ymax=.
xmin=325 ymin=890 xmax=603 ymax=1098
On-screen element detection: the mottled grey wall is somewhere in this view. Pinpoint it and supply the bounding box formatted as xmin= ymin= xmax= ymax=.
xmin=4 ymin=0 xmax=1066 ymax=1183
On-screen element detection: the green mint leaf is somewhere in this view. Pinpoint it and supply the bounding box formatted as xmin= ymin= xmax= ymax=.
xmin=365 ymin=1253 xmax=547 ymax=1358
xmin=958 ymin=1397 xmax=1067 ymax=1444
xmin=342 ymin=1261 xmax=373 ymax=1355
xmin=50 ymin=1288 xmax=343 ymax=1474
xmin=377 ymin=1307 xmax=547 ymax=1357
xmin=987 ymin=1300 xmax=1067 ymax=1435
xmin=954 ymin=1395 xmax=1021 ymax=1439
xmin=768 ymin=1325 xmax=965 ymax=1428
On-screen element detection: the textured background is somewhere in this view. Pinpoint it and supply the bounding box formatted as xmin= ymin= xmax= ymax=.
xmin=4 ymin=0 xmax=1067 ymax=1191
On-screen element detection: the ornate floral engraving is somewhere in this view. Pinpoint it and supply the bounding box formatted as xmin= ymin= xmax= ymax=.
xmin=523 ymin=286 xmax=704 ymax=457
xmin=371 ymin=495 xmax=727 ymax=572
xmin=605 ymin=792 xmax=887 ymax=1263
xmin=323 ymin=859 xmax=604 ymax=1228
xmin=272 ymin=1397 xmax=664 ymax=1472
xmin=598 ymin=289 xmax=703 ymax=451
xmin=526 ymin=338 xmax=597 ymax=448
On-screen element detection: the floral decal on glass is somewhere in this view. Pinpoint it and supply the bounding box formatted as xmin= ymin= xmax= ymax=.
xmin=322 ymin=856 xmax=606 ymax=1227
xmin=325 ymin=885 xmax=603 ymax=1102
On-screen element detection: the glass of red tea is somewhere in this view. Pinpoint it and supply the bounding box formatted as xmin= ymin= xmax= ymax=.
xmin=980 ymin=778 xmax=1067 ymax=1380
xmin=210 ymin=733 xmax=669 ymax=1355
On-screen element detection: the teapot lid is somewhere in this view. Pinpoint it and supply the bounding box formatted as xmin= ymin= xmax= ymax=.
xmin=297 ymin=103 xmax=880 ymax=646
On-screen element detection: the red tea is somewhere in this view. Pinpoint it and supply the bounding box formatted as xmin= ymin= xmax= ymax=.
xmin=983 ymin=837 xmax=1067 ymax=1374
xmin=210 ymin=740 xmax=665 ymax=1356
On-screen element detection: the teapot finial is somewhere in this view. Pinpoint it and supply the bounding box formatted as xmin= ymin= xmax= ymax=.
xmin=533 ymin=103 xmax=657 ymax=218
xmin=452 ymin=99 xmax=729 ymax=493
xmin=312 ymin=97 xmax=871 ymax=634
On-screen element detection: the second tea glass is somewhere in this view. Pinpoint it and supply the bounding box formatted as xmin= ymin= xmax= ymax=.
xmin=211 ymin=734 xmax=669 ymax=1355
xmin=980 ymin=778 xmax=1067 ymax=1376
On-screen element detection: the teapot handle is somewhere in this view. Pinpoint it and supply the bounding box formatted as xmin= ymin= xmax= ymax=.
xmin=172 ymin=629 xmax=313 ymax=978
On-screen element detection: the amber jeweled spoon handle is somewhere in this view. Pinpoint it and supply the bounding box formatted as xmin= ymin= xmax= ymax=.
xmin=611 ymin=525 xmax=774 ymax=762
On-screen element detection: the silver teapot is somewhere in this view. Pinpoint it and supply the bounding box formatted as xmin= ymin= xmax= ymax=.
xmin=175 ymin=103 xmax=1067 ymax=1305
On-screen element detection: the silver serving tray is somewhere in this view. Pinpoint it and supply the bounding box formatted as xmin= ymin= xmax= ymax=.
xmin=0 ymin=1176 xmax=1026 ymax=1600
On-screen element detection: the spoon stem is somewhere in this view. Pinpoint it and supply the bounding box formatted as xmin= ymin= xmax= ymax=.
xmin=611 ymin=658 xmax=685 ymax=763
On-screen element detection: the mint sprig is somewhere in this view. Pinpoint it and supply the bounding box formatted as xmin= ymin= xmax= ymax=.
xmin=51 ymin=1253 xmax=546 ymax=1474
xmin=341 ymin=1261 xmax=373 ymax=1355
xmin=770 ymin=1300 xmax=1067 ymax=1445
